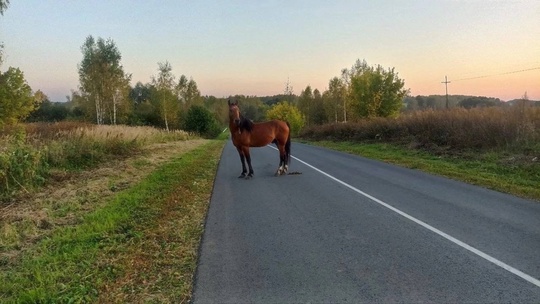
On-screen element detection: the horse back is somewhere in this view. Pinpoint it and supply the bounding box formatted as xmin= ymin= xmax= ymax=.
xmin=248 ymin=120 xmax=289 ymax=147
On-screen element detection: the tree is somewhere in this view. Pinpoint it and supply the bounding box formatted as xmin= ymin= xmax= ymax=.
xmin=152 ymin=61 xmax=179 ymax=131
xmin=78 ymin=36 xmax=131 ymax=125
xmin=27 ymin=92 xmax=69 ymax=122
xmin=266 ymin=102 xmax=304 ymax=136
xmin=311 ymin=88 xmax=327 ymax=125
xmin=283 ymin=77 xmax=294 ymax=103
xmin=298 ymin=85 xmax=313 ymax=126
xmin=129 ymin=82 xmax=159 ymax=126
xmin=0 ymin=43 xmax=4 ymax=68
xmin=346 ymin=60 xmax=408 ymax=119
xmin=184 ymin=105 xmax=220 ymax=138
xmin=0 ymin=67 xmax=36 ymax=126
xmin=1 ymin=0 xmax=8 ymax=68
xmin=177 ymin=75 xmax=203 ymax=109
xmin=459 ymin=96 xmax=500 ymax=109
xmin=325 ymin=77 xmax=347 ymax=122
xmin=0 ymin=0 xmax=8 ymax=16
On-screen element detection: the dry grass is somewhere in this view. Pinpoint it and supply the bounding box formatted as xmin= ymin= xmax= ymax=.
xmin=301 ymin=106 xmax=540 ymax=155
xmin=0 ymin=139 xmax=207 ymax=262
xmin=0 ymin=139 xmax=223 ymax=302
xmin=1 ymin=122 xmax=195 ymax=202
xmin=20 ymin=122 xmax=192 ymax=149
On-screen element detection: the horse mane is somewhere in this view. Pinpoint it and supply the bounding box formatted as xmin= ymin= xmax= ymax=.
xmin=239 ymin=115 xmax=254 ymax=132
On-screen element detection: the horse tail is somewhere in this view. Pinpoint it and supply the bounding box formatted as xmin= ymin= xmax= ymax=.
xmin=285 ymin=121 xmax=291 ymax=166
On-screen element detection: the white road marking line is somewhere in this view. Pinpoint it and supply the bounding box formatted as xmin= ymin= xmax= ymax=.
xmin=270 ymin=145 xmax=540 ymax=288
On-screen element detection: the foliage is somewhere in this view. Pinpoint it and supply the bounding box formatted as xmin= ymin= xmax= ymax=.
xmin=266 ymin=102 xmax=305 ymax=136
xmin=152 ymin=61 xmax=180 ymax=131
xmin=298 ymin=86 xmax=326 ymax=127
xmin=298 ymin=85 xmax=314 ymax=125
xmin=78 ymin=36 xmax=131 ymax=125
xmin=0 ymin=140 xmax=224 ymax=302
xmin=234 ymin=96 xmax=268 ymax=122
xmin=177 ymin=75 xmax=203 ymax=108
xmin=0 ymin=0 xmax=8 ymax=15
xmin=0 ymin=42 xmax=4 ymax=67
xmin=0 ymin=133 xmax=48 ymax=199
xmin=0 ymin=122 xmax=191 ymax=202
xmin=0 ymin=67 xmax=37 ymax=126
xmin=300 ymin=107 xmax=540 ymax=154
xmin=184 ymin=105 xmax=221 ymax=138
xmin=323 ymin=77 xmax=347 ymax=123
xmin=345 ymin=59 xmax=408 ymax=119
xmin=26 ymin=91 xmax=69 ymax=122
xmin=459 ymin=96 xmax=502 ymax=109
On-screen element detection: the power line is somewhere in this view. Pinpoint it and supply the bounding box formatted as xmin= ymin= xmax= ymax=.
xmin=453 ymin=66 xmax=540 ymax=82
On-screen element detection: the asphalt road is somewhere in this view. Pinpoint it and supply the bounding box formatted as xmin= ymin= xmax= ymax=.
xmin=192 ymin=140 xmax=540 ymax=303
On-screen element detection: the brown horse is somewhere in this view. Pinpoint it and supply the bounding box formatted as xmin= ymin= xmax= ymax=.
xmin=228 ymin=99 xmax=291 ymax=179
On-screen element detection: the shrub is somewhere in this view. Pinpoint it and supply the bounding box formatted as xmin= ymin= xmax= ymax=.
xmin=1 ymin=122 xmax=192 ymax=202
xmin=266 ymin=102 xmax=305 ymax=136
xmin=0 ymin=135 xmax=48 ymax=199
xmin=184 ymin=105 xmax=221 ymax=138
xmin=300 ymin=107 xmax=540 ymax=155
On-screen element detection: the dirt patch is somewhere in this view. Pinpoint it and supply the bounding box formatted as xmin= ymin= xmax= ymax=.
xmin=0 ymin=139 xmax=208 ymax=262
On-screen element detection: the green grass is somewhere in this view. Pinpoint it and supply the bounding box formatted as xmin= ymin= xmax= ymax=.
xmin=301 ymin=140 xmax=540 ymax=201
xmin=0 ymin=139 xmax=225 ymax=303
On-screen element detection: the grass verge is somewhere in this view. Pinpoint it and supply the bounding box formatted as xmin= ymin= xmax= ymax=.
xmin=0 ymin=139 xmax=225 ymax=303
xmin=301 ymin=140 xmax=540 ymax=202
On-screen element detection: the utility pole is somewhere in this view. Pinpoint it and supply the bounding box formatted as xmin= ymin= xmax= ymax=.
xmin=442 ymin=76 xmax=451 ymax=109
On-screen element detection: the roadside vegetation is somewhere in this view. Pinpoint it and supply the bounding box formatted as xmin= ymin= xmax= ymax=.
xmin=0 ymin=133 xmax=225 ymax=302
xmin=300 ymin=106 xmax=540 ymax=201
xmin=0 ymin=122 xmax=192 ymax=203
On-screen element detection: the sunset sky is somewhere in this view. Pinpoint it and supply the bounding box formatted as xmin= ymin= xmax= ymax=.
xmin=1 ymin=0 xmax=539 ymax=102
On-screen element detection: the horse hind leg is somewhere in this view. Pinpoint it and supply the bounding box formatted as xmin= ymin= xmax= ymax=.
xmin=275 ymin=144 xmax=287 ymax=176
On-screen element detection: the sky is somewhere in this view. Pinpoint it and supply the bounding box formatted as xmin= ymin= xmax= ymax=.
xmin=1 ymin=0 xmax=539 ymax=102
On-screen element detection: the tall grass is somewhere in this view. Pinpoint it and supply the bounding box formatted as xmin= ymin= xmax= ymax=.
xmin=0 ymin=140 xmax=224 ymax=302
xmin=301 ymin=106 xmax=540 ymax=154
xmin=0 ymin=122 xmax=192 ymax=202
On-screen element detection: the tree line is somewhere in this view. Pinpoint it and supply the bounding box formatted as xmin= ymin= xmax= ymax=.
xmin=3 ymin=20 xmax=537 ymax=136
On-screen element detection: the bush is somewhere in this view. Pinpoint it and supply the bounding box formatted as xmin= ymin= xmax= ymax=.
xmin=0 ymin=135 xmax=48 ymax=199
xmin=1 ymin=122 xmax=192 ymax=202
xmin=300 ymin=107 xmax=540 ymax=154
xmin=184 ymin=105 xmax=221 ymax=138
xmin=266 ymin=102 xmax=305 ymax=136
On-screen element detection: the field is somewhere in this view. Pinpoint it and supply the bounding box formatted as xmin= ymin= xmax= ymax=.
xmin=0 ymin=122 xmax=226 ymax=302
xmin=300 ymin=106 xmax=540 ymax=201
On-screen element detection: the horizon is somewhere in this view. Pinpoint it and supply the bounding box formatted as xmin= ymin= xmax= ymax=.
xmin=1 ymin=1 xmax=539 ymax=103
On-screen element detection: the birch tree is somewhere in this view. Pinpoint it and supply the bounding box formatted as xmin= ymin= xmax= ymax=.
xmin=152 ymin=61 xmax=178 ymax=131
xmin=78 ymin=36 xmax=130 ymax=125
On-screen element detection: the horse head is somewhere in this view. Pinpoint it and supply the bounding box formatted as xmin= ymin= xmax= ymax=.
xmin=228 ymin=99 xmax=241 ymax=126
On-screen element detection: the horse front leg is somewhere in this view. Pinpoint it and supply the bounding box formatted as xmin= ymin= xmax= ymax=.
xmin=237 ymin=147 xmax=248 ymax=178
xmin=243 ymin=147 xmax=254 ymax=179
